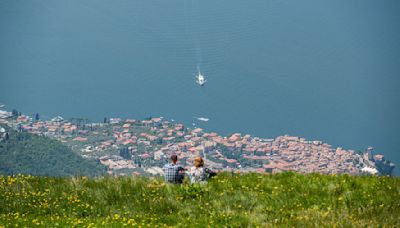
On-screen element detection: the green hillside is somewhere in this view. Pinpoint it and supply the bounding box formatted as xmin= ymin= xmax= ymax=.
xmin=0 ymin=126 xmax=106 ymax=177
xmin=0 ymin=172 xmax=399 ymax=227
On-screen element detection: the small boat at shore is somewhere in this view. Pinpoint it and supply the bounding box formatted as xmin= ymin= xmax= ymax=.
xmin=195 ymin=117 xmax=209 ymax=122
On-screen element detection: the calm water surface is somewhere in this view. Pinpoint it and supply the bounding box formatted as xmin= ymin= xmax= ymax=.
xmin=1 ymin=0 xmax=399 ymax=173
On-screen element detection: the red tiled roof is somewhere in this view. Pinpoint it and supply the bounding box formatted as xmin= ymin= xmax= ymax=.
xmin=73 ymin=137 xmax=87 ymax=142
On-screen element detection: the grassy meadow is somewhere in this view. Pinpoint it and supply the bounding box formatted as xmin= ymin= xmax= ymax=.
xmin=0 ymin=172 xmax=399 ymax=227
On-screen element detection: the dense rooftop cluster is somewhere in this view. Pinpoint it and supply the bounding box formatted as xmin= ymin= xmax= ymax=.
xmin=0 ymin=109 xmax=395 ymax=176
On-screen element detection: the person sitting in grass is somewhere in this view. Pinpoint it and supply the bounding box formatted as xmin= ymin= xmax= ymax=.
xmin=187 ymin=156 xmax=216 ymax=184
xmin=163 ymin=154 xmax=185 ymax=184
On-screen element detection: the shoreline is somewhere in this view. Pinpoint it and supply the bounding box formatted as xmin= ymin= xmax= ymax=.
xmin=0 ymin=107 xmax=396 ymax=176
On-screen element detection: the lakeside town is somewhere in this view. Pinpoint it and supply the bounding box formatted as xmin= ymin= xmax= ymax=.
xmin=0 ymin=107 xmax=396 ymax=176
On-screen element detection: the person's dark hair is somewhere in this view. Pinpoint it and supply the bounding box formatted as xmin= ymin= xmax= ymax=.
xmin=170 ymin=154 xmax=178 ymax=162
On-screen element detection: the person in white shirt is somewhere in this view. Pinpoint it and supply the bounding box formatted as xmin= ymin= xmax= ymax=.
xmin=187 ymin=156 xmax=215 ymax=184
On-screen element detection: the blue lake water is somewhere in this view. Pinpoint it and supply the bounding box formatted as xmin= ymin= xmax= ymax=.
xmin=1 ymin=0 xmax=400 ymax=174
